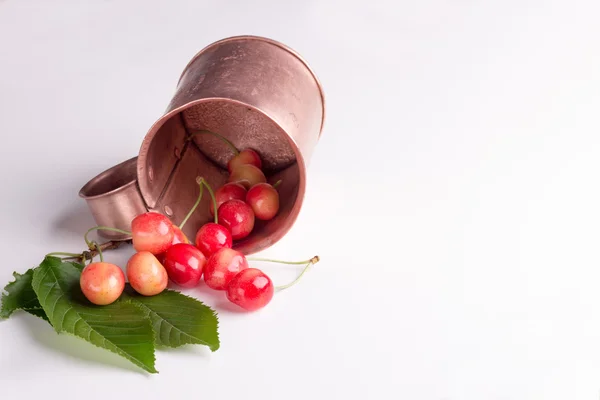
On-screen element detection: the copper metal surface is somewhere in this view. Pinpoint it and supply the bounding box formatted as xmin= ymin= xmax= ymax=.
xmin=80 ymin=35 xmax=325 ymax=254
xmin=78 ymin=157 xmax=146 ymax=240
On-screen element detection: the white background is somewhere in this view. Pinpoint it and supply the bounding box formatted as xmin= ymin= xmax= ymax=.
xmin=1 ymin=0 xmax=600 ymax=398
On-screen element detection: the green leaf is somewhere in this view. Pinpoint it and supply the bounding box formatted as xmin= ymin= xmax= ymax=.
xmin=1 ymin=269 xmax=49 ymax=322
xmin=32 ymin=257 xmax=157 ymax=373
xmin=122 ymin=287 xmax=220 ymax=351
xmin=24 ymin=307 xmax=50 ymax=320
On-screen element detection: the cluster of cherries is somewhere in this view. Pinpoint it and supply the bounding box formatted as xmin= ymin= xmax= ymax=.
xmin=197 ymin=147 xmax=280 ymax=251
xmin=217 ymin=147 xmax=281 ymax=237
xmin=79 ymin=147 xmax=313 ymax=312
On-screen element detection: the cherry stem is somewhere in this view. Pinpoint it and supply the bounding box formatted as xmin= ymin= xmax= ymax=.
xmin=179 ymin=181 xmax=204 ymax=229
xmin=188 ymin=130 xmax=239 ymax=155
xmin=82 ymin=254 xmax=91 ymax=266
xmin=92 ymin=242 xmax=104 ymax=262
xmin=79 ymin=240 xmax=130 ymax=264
xmin=46 ymin=252 xmax=82 ymax=258
xmin=84 ymin=226 xmax=131 ymax=248
xmin=247 ymin=255 xmax=319 ymax=266
xmin=45 ymin=240 xmax=130 ymax=267
xmin=197 ymin=177 xmax=218 ymax=224
xmin=272 ymin=180 xmax=282 ymax=189
xmin=274 ymin=257 xmax=319 ymax=291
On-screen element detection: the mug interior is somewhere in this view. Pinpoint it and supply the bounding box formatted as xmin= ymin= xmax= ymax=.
xmin=138 ymin=98 xmax=304 ymax=254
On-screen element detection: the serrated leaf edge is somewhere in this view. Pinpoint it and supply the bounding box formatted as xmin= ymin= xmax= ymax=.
xmin=1 ymin=269 xmax=40 ymax=319
xmin=68 ymin=307 xmax=158 ymax=374
xmin=32 ymin=257 xmax=158 ymax=374
xmin=23 ymin=308 xmax=51 ymax=322
xmin=124 ymin=289 xmax=220 ymax=351
xmin=54 ymin=329 xmax=158 ymax=374
xmin=162 ymin=289 xmax=220 ymax=351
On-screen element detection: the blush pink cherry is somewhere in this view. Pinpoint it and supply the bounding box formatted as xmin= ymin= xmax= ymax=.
xmin=227 ymin=164 xmax=266 ymax=189
xmin=80 ymin=262 xmax=125 ymax=305
xmin=227 ymin=149 xmax=262 ymax=173
xmin=210 ymin=182 xmax=247 ymax=216
xmin=131 ymin=212 xmax=174 ymax=255
xmin=217 ymin=199 xmax=255 ymax=240
xmin=126 ymin=252 xmax=168 ymax=296
xmin=246 ymin=183 xmax=280 ymax=221
xmin=204 ymin=248 xmax=249 ymax=290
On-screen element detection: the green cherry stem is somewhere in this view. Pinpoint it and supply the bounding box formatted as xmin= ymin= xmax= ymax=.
xmin=247 ymin=255 xmax=320 ymax=291
xmin=84 ymin=226 xmax=131 ymax=248
xmin=272 ymin=180 xmax=282 ymax=189
xmin=274 ymin=256 xmax=320 ymax=292
xmin=92 ymin=242 xmax=104 ymax=262
xmin=46 ymin=252 xmax=83 ymax=258
xmin=188 ymin=130 xmax=239 ymax=155
xmin=198 ymin=177 xmax=219 ymax=224
xmin=45 ymin=239 xmax=129 ymax=266
xmin=247 ymin=255 xmax=319 ymax=265
xmin=81 ymin=254 xmax=91 ymax=266
xmin=179 ymin=181 xmax=204 ymax=229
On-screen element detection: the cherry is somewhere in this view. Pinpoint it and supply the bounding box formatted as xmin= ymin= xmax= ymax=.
xmin=217 ymin=199 xmax=255 ymax=240
xmin=126 ymin=251 xmax=168 ymax=296
xmin=195 ymin=223 xmax=232 ymax=257
xmin=80 ymin=262 xmax=125 ymax=305
xmin=172 ymin=225 xmax=189 ymax=245
xmin=204 ymin=248 xmax=249 ymax=290
xmin=210 ymin=182 xmax=247 ymax=216
xmin=156 ymin=225 xmax=189 ymax=265
xmin=187 ymin=131 xmax=260 ymax=173
xmin=131 ymin=212 xmax=174 ymax=255
xmin=227 ymin=148 xmax=262 ymax=173
xmin=226 ymin=268 xmax=274 ymax=311
xmin=246 ymin=183 xmax=280 ymax=221
xmin=156 ymin=177 xmax=203 ymax=263
xmin=195 ymin=178 xmax=233 ymax=256
xmin=162 ymin=243 xmax=206 ymax=288
xmin=227 ymin=164 xmax=266 ymax=189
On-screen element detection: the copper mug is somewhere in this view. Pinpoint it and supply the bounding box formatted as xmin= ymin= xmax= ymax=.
xmin=79 ymin=35 xmax=325 ymax=255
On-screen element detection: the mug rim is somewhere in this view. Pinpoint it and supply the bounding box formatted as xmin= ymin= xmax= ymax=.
xmin=137 ymin=96 xmax=308 ymax=255
xmin=78 ymin=157 xmax=140 ymax=200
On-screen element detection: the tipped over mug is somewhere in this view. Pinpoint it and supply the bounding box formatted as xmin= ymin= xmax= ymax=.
xmin=79 ymin=35 xmax=325 ymax=255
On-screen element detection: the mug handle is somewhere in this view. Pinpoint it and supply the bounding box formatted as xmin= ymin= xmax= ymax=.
xmin=78 ymin=157 xmax=147 ymax=240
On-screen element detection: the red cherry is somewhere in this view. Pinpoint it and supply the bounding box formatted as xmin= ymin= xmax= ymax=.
xmin=210 ymin=182 xmax=247 ymax=216
xmin=195 ymin=223 xmax=233 ymax=257
xmin=226 ymin=268 xmax=274 ymax=311
xmin=227 ymin=164 xmax=266 ymax=189
xmin=80 ymin=262 xmax=125 ymax=305
xmin=131 ymin=212 xmax=174 ymax=255
xmin=227 ymin=149 xmax=262 ymax=173
xmin=246 ymin=183 xmax=280 ymax=221
xmin=162 ymin=243 xmax=206 ymax=288
xmin=204 ymin=248 xmax=249 ymax=290
xmin=171 ymin=225 xmax=189 ymax=245
xmin=217 ymin=199 xmax=255 ymax=240
xmin=126 ymin=251 xmax=168 ymax=296
xmin=156 ymin=224 xmax=189 ymax=264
